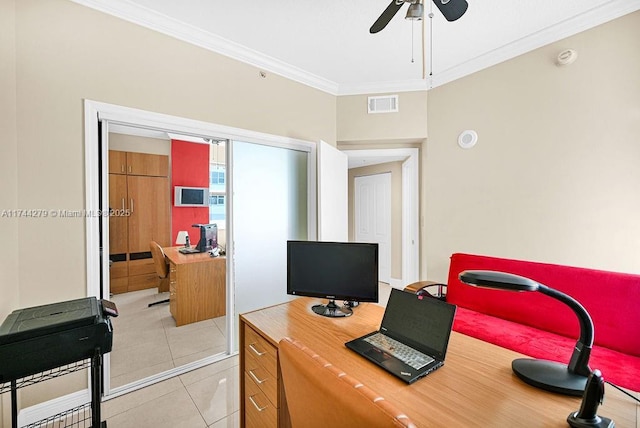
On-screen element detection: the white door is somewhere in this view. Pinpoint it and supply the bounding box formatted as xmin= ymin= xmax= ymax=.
xmin=317 ymin=140 xmax=348 ymax=241
xmin=355 ymin=173 xmax=391 ymax=284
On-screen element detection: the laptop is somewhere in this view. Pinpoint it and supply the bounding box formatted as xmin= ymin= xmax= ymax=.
xmin=178 ymin=247 xmax=200 ymax=254
xmin=345 ymin=288 xmax=457 ymax=384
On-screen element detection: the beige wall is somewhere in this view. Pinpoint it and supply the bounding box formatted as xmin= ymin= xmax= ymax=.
xmin=11 ymin=0 xmax=335 ymax=309
xmin=337 ymin=91 xmax=427 ymax=142
xmin=0 ymin=2 xmax=18 ymax=423
xmin=108 ymin=133 xmax=170 ymax=155
xmin=7 ymin=0 xmax=335 ymax=407
xmin=0 ymin=0 xmax=18 ymax=319
xmin=348 ymin=162 xmax=403 ymax=280
xmin=337 ymin=90 xmax=427 ymax=284
xmin=423 ymin=11 xmax=640 ymax=281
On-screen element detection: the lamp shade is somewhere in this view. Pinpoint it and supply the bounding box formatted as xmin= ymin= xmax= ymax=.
xmin=458 ymin=269 xmax=594 ymax=396
xmin=176 ymin=231 xmax=189 ymax=245
xmin=459 ymin=270 xmax=539 ymax=292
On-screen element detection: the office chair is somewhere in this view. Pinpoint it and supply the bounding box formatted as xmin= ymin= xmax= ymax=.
xmin=404 ymin=280 xmax=447 ymax=301
xmin=148 ymin=241 xmax=170 ymax=307
xmin=279 ymin=337 xmax=417 ymax=428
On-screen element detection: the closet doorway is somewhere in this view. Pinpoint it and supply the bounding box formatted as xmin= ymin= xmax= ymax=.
xmin=84 ymin=100 xmax=316 ymax=398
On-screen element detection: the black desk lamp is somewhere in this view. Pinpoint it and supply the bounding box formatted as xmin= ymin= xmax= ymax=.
xmin=459 ymin=270 xmax=593 ymax=396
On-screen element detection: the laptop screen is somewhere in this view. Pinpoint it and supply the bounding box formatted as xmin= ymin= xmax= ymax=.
xmin=380 ymin=289 xmax=456 ymax=360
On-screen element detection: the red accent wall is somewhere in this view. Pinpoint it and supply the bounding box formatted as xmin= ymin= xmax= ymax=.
xmin=171 ymin=140 xmax=209 ymax=244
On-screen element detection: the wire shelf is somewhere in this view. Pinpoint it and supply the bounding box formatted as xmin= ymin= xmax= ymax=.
xmin=0 ymin=360 xmax=91 ymax=394
xmin=23 ymin=402 xmax=93 ymax=428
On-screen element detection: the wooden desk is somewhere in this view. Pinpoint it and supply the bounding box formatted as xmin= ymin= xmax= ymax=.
xmin=163 ymin=247 xmax=225 ymax=326
xmin=240 ymin=297 xmax=639 ymax=428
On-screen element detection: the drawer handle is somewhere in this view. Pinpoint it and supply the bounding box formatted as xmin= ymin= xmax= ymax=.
xmin=248 ymin=395 xmax=267 ymax=412
xmin=249 ymin=343 xmax=266 ymax=356
xmin=248 ymin=370 xmax=266 ymax=384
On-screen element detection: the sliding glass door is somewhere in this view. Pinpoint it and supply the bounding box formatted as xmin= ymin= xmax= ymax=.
xmin=86 ymin=100 xmax=318 ymax=396
xmin=230 ymin=140 xmax=311 ymax=349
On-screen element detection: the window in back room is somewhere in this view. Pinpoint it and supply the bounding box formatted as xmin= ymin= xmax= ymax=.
xmin=209 ymin=142 xmax=226 ymax=228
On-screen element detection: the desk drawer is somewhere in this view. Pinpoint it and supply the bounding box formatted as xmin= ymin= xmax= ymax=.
xmin=244 ymin=326 xmax=278 ymax=379
xmin=169 ymin=263 xmax=177 ymax=318
xmin=129 ymin=258 xmax=155 ymax=276
xmin=169 ymin=262 xmax=177 ymax=281
xmin=245 ymin=348 xmax=277 ymax=406
xmin=109 ymin=261 xmax=128 ymax=278
xmin=110 ymin=277 xmax=128 ymax=294
xmin=244 ymin=372 xmax=277 ymax=428
xmin=127 ymin=272 xmax=158 ymax=291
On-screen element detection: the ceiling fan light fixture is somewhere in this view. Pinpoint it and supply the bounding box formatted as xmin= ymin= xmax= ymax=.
xmin=405 ymin=3 xmax=424 ymax=20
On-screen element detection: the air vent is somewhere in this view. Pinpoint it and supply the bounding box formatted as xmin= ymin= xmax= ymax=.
xmin=368 ymin=95 xmax=399 ymax=114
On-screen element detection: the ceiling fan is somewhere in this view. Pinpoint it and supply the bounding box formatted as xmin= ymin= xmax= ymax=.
xmin=370 ymin=0 xmax=468 ymax=33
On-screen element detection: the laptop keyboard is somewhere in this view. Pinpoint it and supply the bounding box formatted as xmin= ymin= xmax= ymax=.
xmin=178 ymin=247 xmax=200 ymax=254
xmin=364 ymin=333 xmax=434 ymax=370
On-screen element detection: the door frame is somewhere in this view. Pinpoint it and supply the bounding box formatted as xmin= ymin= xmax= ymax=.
xmin=84 ymin=99 xmax=317 ymax=398
xmin=317 ymin=140 xmax=348 ymax=241
xmin=342 ymin=148 xmax=419 ymax=287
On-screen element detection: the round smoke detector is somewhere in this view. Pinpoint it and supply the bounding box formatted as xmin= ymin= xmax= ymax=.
xmin=556 ymin=49 xmax=578 ymax=66
xmin=458 ymin=130 xmax=478 ymax=149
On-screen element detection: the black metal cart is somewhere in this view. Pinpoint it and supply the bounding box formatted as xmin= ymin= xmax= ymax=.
xmin=0 ymin=297 xmax=117 ymax=428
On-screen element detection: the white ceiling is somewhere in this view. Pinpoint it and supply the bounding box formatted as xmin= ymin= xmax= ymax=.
xmin=74 ymin=0 xmax=639 ymax=95
xmin=96 ymin=0 xmax=639 ymax=168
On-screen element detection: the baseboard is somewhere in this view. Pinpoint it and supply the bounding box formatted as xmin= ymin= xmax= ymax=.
xmin=388 ymin=277 xmax=404 ymax=289
xmin=17 ymin=389 xmax=90 ymax=427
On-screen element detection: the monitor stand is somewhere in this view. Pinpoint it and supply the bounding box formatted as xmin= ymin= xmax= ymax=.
xmin=311 ymin=300 xmax=353 ymax=317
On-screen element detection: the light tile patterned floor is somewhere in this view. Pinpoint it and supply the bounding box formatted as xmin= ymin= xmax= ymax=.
xmin=105 ymin=289 xmax=236 ymax=427
xmin=109 ymin=289 xmax=227 ymax=389
xmin=103 ymin=356 xmax=239 ymax=427
xmin=103 ymin=283 xmax=392 ymax=427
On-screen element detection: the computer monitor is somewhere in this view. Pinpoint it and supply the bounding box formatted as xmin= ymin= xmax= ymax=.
xmin=287 ymin=240 xmax=379 ymax=318
xmin=194 ymin=224 xmax=217 ymax=252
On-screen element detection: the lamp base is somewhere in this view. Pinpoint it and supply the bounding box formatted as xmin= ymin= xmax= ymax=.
xmin=512 ymin=358 xmax=587 ymax=396
xmin=567 ymin=411 xmax=615 ymax=428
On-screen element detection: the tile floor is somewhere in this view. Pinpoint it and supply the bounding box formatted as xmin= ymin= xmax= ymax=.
xmin=108 ymin=289 xmax=228 ymax=388
xmin=103 ymin=355 xmax=239 ymax=427
xmin=102 ymin=283 xmax=392 ymax=427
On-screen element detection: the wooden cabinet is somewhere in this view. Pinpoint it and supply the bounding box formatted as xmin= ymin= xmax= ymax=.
xmin=242 ymin=324 xmax=280 ymax=428
xmin=109 ymin=150 xmax=169 ymax=177
xmin=108 ymin=150 xmax=128 ymax=174
xmin=127 ymin=175 xmax=170 ymax=253
xmin=108 ymin=150 xmax=170 ymax=294
xmin=109 ymin=261 xmax=128 ymax=294
xmin=164 ymin=250 xmax=226 ymax=326
xmin=128 ymin=258 xmax=159 ymax=291
xmin=108 ymin=174 xmax=128 ymax=254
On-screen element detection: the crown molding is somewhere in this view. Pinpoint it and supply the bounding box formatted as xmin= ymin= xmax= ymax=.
xmin=70 ymin=0 xmax=339 ymax=95
xmin=338 ymin=78 xmax=430 ymax=97
xmin=71 ymin=0 xmax=640 ymax=97
xmin=426 ymin=0 xmax=640 ymax=90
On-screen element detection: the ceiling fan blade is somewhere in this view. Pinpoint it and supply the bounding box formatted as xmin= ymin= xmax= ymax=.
xmin=370 ymin=0 xmax=404 ymax=34
xmin=432 ymin=0 xmax=468 ymax=22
